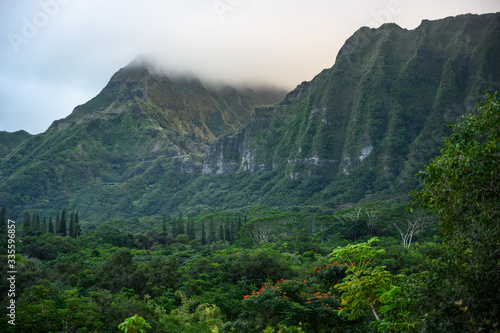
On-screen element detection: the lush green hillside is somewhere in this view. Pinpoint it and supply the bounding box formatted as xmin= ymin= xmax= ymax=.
xmin=0 ymin=13 xmax=499 ymax=223
xmin=0 ymin=59 xmax=285 ymax=221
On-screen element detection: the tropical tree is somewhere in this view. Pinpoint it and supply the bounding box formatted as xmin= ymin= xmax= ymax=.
xmin=118 ymin=314 xmax=151 ymax=333
xmin=414 ymin=91 xmax=499 ymax=241
xmin=329 ymin=237 xmax=390 ymax=321
xmin=413 ymin=91 xmax=500 ymax=331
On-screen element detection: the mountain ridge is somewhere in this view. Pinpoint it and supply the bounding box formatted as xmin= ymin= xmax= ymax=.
xmin=1 ymin=13 xmax=499 ymax=222
xmin=201 ymin=12 xmax=500 ymax=206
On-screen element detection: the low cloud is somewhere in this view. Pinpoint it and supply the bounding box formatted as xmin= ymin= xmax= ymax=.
xmin=0 ymin=0 xmax=499 ymax=133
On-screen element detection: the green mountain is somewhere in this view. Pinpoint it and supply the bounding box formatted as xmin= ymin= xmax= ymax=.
xmin=0 ymin=130 xmax=31 ymax=158
xmin=201 ymin=13 xmax=500 ymax=207
xmin=0 ymin=58 xmax=285 ymax=221
xmin=1 ymin=13 xmax=499 ymax=223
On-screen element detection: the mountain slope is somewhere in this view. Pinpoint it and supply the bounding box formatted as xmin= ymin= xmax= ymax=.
xmin=0 ymin=59 xmax=285 ymax=219
xmin=1 ymin=13 xmax=499 ymax=222
xmin=201 ymin=13 xmax=500 ymax=208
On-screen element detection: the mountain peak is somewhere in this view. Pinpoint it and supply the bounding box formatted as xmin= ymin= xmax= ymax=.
xmin=123 ymin=55 xmax=163 ymax=75
xmin=128 ymin=54 xmax=150 ymax=68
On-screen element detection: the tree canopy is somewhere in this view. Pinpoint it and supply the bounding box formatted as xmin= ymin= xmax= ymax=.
xmin=413 ymin=92 xmax=499 ymax=237
xmin=413 ymin=91 xmax=500 ymax=330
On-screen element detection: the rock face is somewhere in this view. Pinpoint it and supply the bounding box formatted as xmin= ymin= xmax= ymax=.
xmin=203 ymin=130 xmax=245 ymax=174
xmin=203 ymin=13 xmax=500 ymax=204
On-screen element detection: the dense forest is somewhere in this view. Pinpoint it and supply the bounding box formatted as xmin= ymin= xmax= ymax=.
xmin=1 ymin=93 xmax=498 ymax=332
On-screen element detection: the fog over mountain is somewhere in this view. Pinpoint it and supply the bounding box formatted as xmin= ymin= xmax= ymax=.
xmin=1 ymin=12 xmax=498 ymax=223
xmin=0 ymin=0 xmax=499 ymax=133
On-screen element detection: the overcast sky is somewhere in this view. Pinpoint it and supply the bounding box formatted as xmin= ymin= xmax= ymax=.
xmin=1 ymin=0 xmax=499 ymax=134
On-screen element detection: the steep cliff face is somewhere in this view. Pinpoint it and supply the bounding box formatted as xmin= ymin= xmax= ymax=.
xmin=203 ymin=13 xmax=500 ymax=205
xmin=203 ymin=129 xmax=246 ymax=174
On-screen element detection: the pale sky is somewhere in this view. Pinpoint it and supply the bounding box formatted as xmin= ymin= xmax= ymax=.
xmin=1 ymin=0 xmax=499 ymax=134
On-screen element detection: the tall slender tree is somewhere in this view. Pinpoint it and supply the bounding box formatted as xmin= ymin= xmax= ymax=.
xmin=55 ymin=212 xmax=60 ymax=235
xmin=23 ymin=211 xmax=32 ymax=236
xmin=186 ymin=218 xmax=194 ymax=240
xmin=41 ymin=215 xmax=47 ymax=234
xmin=178 ymin=212 xmax=185 ymax=235
xmin=74 ymin=212 xmax=81 ymax=237
xmin=162 ymin=215 xmax=167 ymax=233
xmin=32 ymin=212 xmax=40 ymax=234
xmin=69 ymin=210 xmax=75 ymax=238
xmin=48 ymin=215 xmax=54 ymax=234
xmin=59 ymin=208 xmax=67 ymax=236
